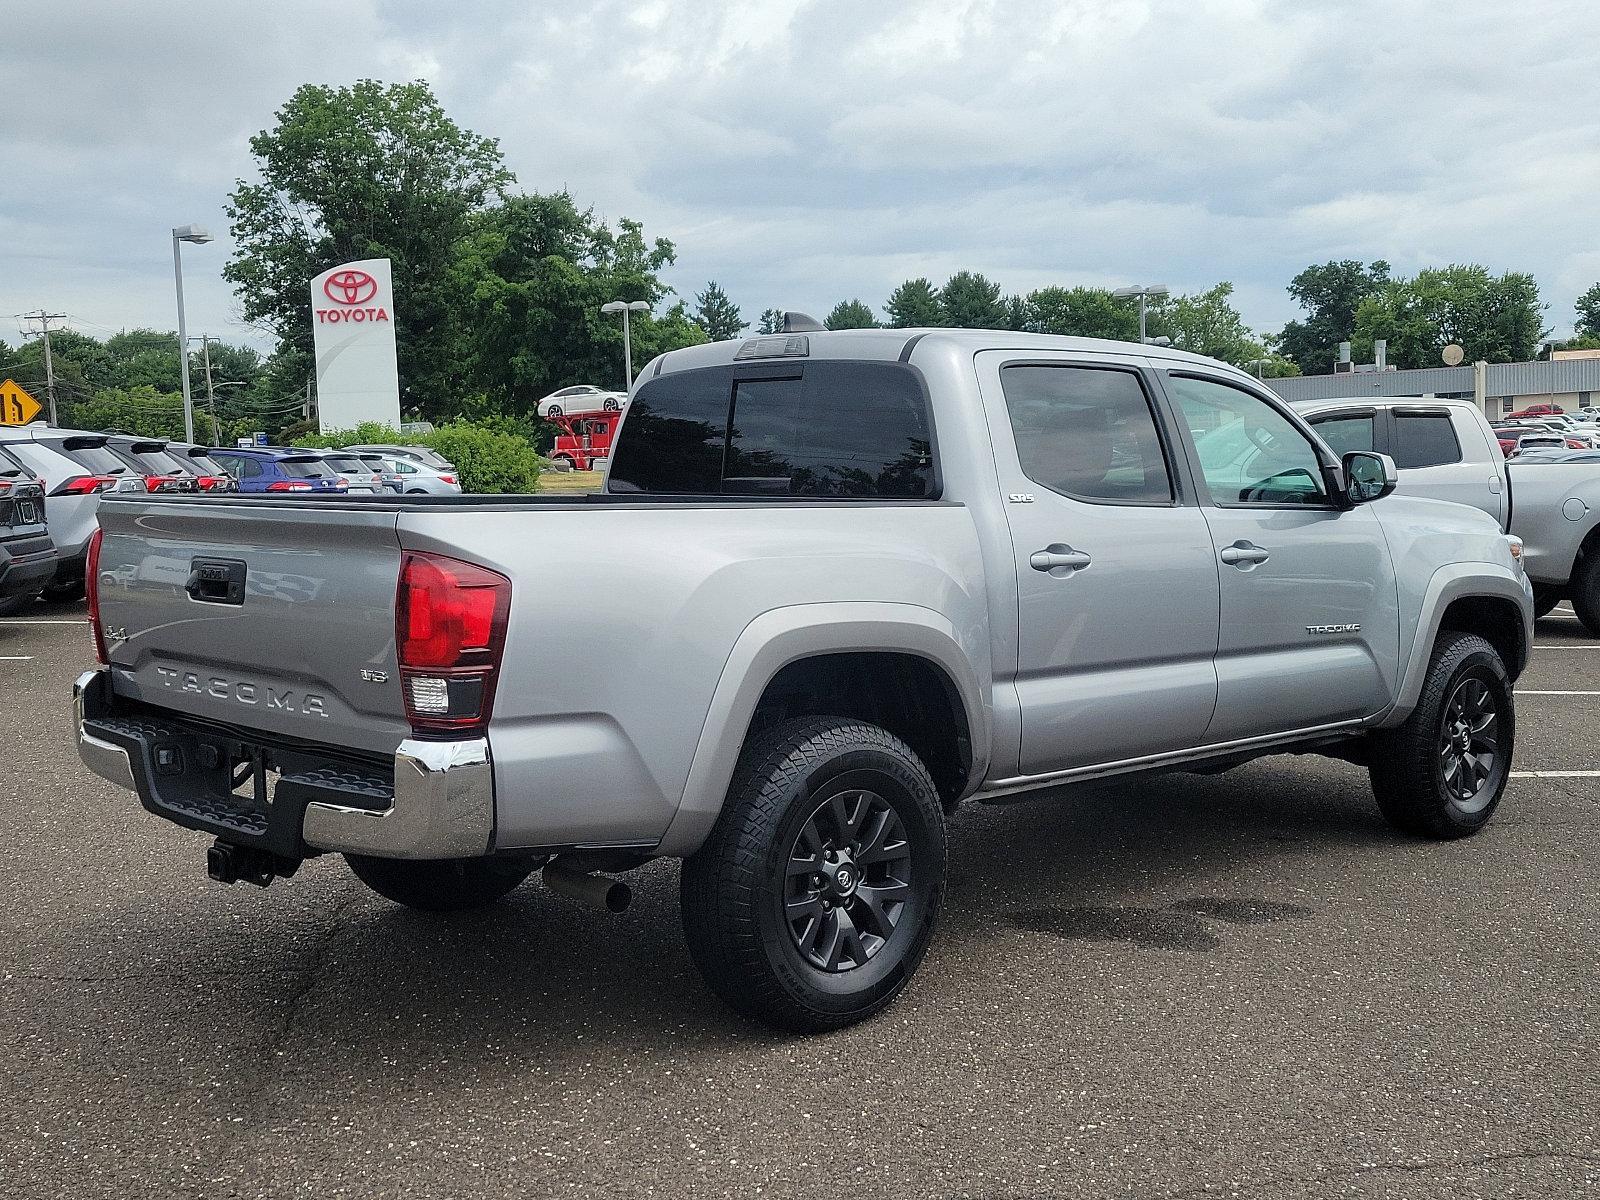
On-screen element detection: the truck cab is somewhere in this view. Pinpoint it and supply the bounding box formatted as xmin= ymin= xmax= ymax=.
xmin=548 ymin=412 xmax=619 ymax=472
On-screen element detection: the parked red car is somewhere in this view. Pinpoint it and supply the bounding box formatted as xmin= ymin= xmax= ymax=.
xmin=549 ymin=412 xmax=620 ymax=471
xmin=1506 ymin=403 xmax=1565 ymax=420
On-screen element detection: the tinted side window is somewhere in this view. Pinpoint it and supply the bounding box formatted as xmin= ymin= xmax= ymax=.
xmin=722 ymin=364 xmax=933 ymax=498
xmin=1392 ymin=414 xmax=1461 ymax=468
xmin=1309 ymin=414 xmax=1375 ymax=456
xmin=1000 ymin=366 xmax=1172 ymax=504
xmin=1169 ymin=375 xmax=1328 ymax=506
xmin=607 ymin=371 xmax=729 ymax=493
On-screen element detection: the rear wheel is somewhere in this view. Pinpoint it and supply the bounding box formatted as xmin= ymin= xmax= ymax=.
xmin=680 ymin=717 xmax=946 ymax=1032
xmin=345 ymin=854 xmax=539 ymax=911
xmin=1570 ymin=554 xmax=1600 ymax=635
xmin=603 ymin=398 xmax=620 ymax=411
xmin=1369 ymin=632 xmax=1513 ymax=839
xmin=0 ymin=593 xmax=38 ymax=617
xmin=546 ymin=404 xmax=563 ymax=418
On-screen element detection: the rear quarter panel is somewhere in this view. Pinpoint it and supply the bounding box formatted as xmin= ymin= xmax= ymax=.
xmin=397 ymin=502 xmax=989 ymax=851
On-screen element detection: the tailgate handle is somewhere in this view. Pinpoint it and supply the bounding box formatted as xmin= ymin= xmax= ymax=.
xmin=186 ymin=557 xmax=247 ymax=605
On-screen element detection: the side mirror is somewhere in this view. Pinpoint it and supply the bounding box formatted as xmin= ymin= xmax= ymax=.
xmin=1342 ymin=450 xmax=1397 ymax=505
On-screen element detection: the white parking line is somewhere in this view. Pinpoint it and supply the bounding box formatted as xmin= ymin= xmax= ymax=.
xmin=0 ymin=655 xmax=33 ymax=661
xmin=1513 ymin=771 xmax=1600 ymax=778
xmin=1533 ymin=645 xmax=1600 ymax=649
xmin=1516 ymin=690 xmax=1600 ymax=695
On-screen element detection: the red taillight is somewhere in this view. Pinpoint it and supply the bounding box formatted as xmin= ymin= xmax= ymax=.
xmin=86 ymin=527 xmax=107 ymax=665
xmin=395 ymin=551 xmax=511 ymax=737
xmin=438 ymin=474 xmax=456 ymax=485
xmin=56 ymin=474 xmax=116 ymax=496
xmin=265 ymin=480 xmax=313 ymax=492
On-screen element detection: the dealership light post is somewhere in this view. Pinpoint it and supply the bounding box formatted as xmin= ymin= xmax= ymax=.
xmin=171 ymin=224 xmax=214 ymax=442
xmin=1112 ymin=284 xmax=1168 ymax=344
xmin=601 ymin=300 xmax=651 ymax=391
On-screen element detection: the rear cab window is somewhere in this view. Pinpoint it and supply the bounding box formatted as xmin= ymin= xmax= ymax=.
xmin=609 ymin=361 xmax=936 ymax=498
xmin=1391 ymin=412 xmax=1462 ymax=468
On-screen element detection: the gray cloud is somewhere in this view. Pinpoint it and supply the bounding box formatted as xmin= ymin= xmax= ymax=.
xmin=3 ymin=0 xmax=1596 ymax=354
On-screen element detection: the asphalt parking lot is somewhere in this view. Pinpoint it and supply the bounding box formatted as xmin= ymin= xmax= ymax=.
xmin=3 ymin=603 xmax=1597 ymax=1200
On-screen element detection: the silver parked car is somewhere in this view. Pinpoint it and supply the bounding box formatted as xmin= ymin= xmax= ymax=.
xmin=343 ymin=444 xmax=455 ymax=474
xmin=380 ymin=455 xmax=461 ymax=494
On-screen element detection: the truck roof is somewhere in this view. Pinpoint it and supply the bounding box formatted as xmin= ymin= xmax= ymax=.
xmin=642 ymin=327 xmax=1262 ymax=385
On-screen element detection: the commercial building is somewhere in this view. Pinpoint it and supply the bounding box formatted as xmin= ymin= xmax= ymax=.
xmin=1266 ymin=353 xmax=1600 ymax=418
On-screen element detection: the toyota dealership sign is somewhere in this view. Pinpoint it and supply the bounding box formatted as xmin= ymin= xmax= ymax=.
xmin=309 ymin=258 xmax=401 ymax=431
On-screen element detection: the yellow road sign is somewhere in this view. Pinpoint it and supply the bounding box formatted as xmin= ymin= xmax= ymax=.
xmin=0 ymin=379 xmax=42 ymax=426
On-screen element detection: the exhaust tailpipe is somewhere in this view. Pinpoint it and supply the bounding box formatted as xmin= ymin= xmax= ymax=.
xmin=543 ymin=862 xmax=631 ymax=912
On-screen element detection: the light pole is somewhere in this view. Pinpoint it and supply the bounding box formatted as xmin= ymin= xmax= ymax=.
xmin=1112 ymin=284 xmax=1169 ymax=344
xmin=171 ymin=224 xmax=213 ymax=442
xmin=601 ymin=299 xmax=651 ymax=391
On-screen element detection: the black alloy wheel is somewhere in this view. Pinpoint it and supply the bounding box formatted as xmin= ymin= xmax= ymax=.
xmin=1438 ymin=675 xmax=1503 ymax=813
xmin=784 ymin=787 xmax=912 ymax=972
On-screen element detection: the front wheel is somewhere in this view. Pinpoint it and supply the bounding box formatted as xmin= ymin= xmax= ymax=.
xmin=603 ymin=398 xmax=620 ymax=411
xmin=345 ymin=854 xmax=540 ymax=911
xmin=680 ymin=717 xmax=947 ymax=1032
xmin=1368 ymin=632 xmax=1514 ymax=838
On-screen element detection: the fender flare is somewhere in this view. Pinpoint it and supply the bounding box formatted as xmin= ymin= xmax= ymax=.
xmin=1376 ymin=563 xmax=1532 ymax=728
xmin=652 ymin=601 xmax=991 ymax=857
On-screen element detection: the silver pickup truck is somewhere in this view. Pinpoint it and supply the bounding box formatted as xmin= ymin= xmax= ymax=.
xmin=75 ymin=328 xmax=1533 ymax=1031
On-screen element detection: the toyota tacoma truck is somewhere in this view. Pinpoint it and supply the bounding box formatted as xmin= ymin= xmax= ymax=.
xmin=75 ymin=327 xmax=1533 ymax=1032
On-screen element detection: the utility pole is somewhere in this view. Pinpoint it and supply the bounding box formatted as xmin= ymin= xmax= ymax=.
xmin=200 ymin=335 xmax=221 ymax=445
xmin=20 ymin=311 xmax=67 ymax=425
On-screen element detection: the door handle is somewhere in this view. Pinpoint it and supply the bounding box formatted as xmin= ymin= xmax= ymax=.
xmin=1030 ymin=545 xmax=1092 ymax=574
xmin=1219 ymin=541 xmax=1270 ymax=567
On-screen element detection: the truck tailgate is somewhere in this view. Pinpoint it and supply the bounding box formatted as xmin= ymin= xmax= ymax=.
xmin=95 ymin=499 xmax=409 ymax=756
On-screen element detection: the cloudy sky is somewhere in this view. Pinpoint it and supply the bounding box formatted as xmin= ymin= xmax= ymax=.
xmin=4 ymin=0 xmax=1597 ymax=357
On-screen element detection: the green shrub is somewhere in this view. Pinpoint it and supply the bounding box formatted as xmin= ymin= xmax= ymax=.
xmin=293 ymin=420 xmax=542 ymax=494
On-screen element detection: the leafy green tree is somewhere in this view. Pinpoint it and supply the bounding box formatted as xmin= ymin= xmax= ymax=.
xmin=1352 ymin=265 xmax=1546 ymax=368
xmin=824 ymin=299 xmax=878 ymax=330
xmin=1276 ymin=260 xmax=1390 ymax=373
xmin=939 ymin=271 xmax=1009 ymax=329
xmin=757 ymin=308 xmax=784 ymax=335
xmin=884 ymin=278 xmax=944 ymax=328
xmin=1147 ymin=282 xmax=1266 ymax=367
xmin=62 ymin=386 xmax=187 ymax=439
xmin=225 ymin=80 xmax=514 ymax=419
xmin=1574 ymin=283 xmax=1600 ymax=339
xmin=1021 ymin=286 xmax=1140 ymax=340
xmin=691 ymin=281 xmax=747 ymax=341
xmin=448 ymin=193 xmax=703 ymax=412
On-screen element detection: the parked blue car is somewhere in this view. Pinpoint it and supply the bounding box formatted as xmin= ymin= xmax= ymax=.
xmin=207 ymin=447 xmax=350 ymax=495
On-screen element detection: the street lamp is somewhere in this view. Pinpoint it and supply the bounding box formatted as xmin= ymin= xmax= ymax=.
xmin=601 ymin=299 xmax=651 ymax=391
xmin=1112 ymin=284 xmax=1169 ymax=344
xmin=171 ymin=225 xmax=213 ymax=443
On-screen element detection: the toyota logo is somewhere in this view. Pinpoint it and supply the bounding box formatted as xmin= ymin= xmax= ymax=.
xmin=323 ymin=269 xmax=378 ymax=305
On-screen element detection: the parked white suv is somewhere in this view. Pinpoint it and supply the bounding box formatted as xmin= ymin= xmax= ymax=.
xmin=1291 ymin=398 xmax=1508 ymax=528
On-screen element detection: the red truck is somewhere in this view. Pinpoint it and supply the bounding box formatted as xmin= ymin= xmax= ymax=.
xmin=548 ymin=412 xmax=619 ymax=471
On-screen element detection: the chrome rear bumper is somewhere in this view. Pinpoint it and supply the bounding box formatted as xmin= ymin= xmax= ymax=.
xmin=74 ymin=669 xmax=494 ymax=860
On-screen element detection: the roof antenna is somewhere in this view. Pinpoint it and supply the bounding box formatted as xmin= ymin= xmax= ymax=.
xmin=782 ymin=311 xmax=824 ymax=333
